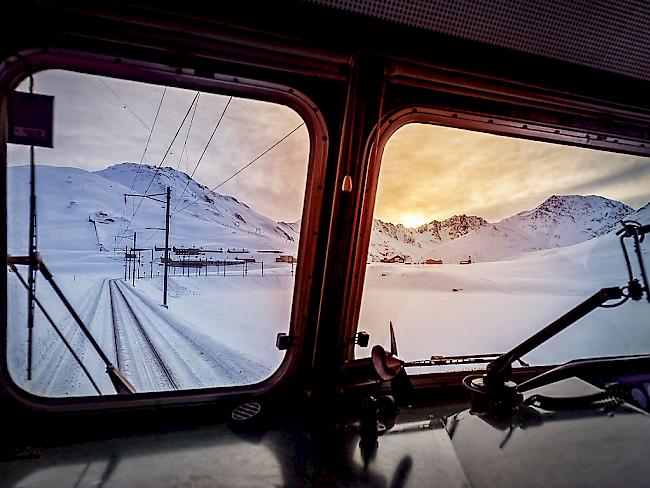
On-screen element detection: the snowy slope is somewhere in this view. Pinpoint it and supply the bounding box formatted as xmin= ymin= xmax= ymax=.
xmin=357 ymin=202 xmax=650 ymax=367
xmin=432 ymin=195 xmax=633 ymax=263
xmin=370 ymin=219 xmax=423 ymax=261
xmin=8 ymin=163 xmax=300 ymax=258
xmin=96 ymin=163 xmax=299 ymax=246
xmin=369 ymin=214 xmax=487 ymax=261
xmin=8 ymin=165 xmax=133 ymax=253
xmin=368 ymin=195 xmax=634 ymax=263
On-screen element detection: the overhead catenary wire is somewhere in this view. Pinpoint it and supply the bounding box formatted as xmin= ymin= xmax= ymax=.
xmin=98 ymin=78 xmax=151 ymax=133
xmin=138 ymin=219 xmax=168 ymax=246
xmin=172 ymin=93 xmax=200 ymax=194
xmin=172 ymin=122 xmax=305 ymax=216
xmin=117 ymin=91 xmax=199 ymax=248
xmin=117 ymin=86 xmax=167 ymax=241
xmin=173 ymin=96 xmax=232 ymax=212
xmin=125 ymin=91 xmax=196 ymax=248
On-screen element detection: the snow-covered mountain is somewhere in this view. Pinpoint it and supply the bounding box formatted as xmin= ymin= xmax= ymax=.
xmin=369 ymin=214 xmax=487 ymax=261
xmin=369 ymin=195 xmax=637 ymax=263
xmin=8 ymin=163 xmax=642 ymax=266
xmin=96 ymin=162 xmax=300 ymax=245
xmin=8 ymin=163 xmax=300 ymax=257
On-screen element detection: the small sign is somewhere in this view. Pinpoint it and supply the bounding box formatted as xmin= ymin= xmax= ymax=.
xmin=8 ymin=91 xmax=54 ymax=147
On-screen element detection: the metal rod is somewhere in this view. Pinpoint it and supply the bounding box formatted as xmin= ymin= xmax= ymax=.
xmin=8 ymin=254 xmax=135 ymax=394
xmin=487 ymin=287 xmax=623 ymax=382
xmin=132 ymin=232 xmax=136 ymax=287
xmin=632 ymin=232 xmax=650 ymax=303
xmin=9 ymin=264 xmax=102 ymax=395
xmin=163 ymin=187 xmax=171 ymax=307
xmin=26 ymin=74 xmax=37 ymax=381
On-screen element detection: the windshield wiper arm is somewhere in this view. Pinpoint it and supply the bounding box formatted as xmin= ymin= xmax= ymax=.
xmin=7 ymin=253 xmax=135 ymax=395
xmin=486 ymin=287 xmax=624 ymax=386
xmin=463 ymin=220 xmax=649 ymax=415
xmin=462 ymin=287 xmax=623 ymax=415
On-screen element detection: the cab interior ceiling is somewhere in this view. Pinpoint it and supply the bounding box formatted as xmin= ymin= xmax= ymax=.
xmin=4 ymin=1 xmax=650 ymax=143
xmin=2 ymin=0 xmax=650 ymax=425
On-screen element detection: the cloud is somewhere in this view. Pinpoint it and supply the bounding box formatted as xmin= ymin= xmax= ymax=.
xmin=8 ymin=72 xmax=649 ymax=226
xmin=376 ymin=124 xmax=650 ymax=224
xmin=7 ymin=70 xmax=310 ymax=222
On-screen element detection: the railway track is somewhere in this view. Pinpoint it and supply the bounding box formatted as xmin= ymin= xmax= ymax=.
xmin=109 ymin=279 xmax=179 ymax=390
xmin=36 ymin=278 xmax=111 ymax=395
xmin=108 ymin=280 xmax=124 ymax=371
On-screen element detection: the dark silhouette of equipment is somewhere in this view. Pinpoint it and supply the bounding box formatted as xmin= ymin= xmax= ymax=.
xmin=463 ymin=220 xmax=650 ymax=416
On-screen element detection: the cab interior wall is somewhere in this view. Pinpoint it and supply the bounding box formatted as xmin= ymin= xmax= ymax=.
xmin=2 ymin=0 xmax=650 ymax=438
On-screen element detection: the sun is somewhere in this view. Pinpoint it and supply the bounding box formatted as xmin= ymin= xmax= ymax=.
xmin=399 ymin=213 xmax=429 ymax=228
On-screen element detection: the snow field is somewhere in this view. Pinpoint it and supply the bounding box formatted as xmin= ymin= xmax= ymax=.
xmin=6 ymin=163 xmax=649 ymax=396
xmin=357 ymin=227 xmax=650 ymax=370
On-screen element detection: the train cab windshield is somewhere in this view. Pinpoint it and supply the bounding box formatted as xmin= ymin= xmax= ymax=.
xmin=2 ymin=2 xmax=650 ymax=487
xmin=357 ymin=122 xmax=650 ymax=379
xmin=5 ymin=68 xmax=315 ymax=398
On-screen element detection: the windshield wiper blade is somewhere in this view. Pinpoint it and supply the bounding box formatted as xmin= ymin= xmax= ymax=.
xmin=404 ymin=353 xmax=502 ymax=368
xmin=7 ymin=254 xmax=136 ymax=395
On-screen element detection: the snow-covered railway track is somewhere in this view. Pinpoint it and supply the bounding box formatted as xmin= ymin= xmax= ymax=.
xmin=108 ymin=281 xmax=124 ymax=371
xmin=33 ymin=278 xmax=111 ymax=396
xmin=108 ymin=280 xmax=179 ymax=391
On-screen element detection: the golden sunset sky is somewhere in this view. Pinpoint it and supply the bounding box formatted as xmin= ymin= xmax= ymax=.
xmin=376 ymin=124 xmax=650 ymax=227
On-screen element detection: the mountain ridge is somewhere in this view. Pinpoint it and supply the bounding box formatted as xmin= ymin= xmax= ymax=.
xmin=7 ymin=163 xmax=642 ymax=264
xmin=8 ymin=162 xmax=300 ymax=255
xmin=369 ymin=194 xmax=637 ymax=263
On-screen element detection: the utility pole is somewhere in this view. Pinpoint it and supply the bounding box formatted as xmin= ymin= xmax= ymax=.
xmin=132 ymin=231 xmax=137 ymax=287
xmin=150 ymin=249 xmax=154 ymax=278
xmin=26 ymin=75 xmax=37 ymax=381
xmin=122 ymin=189 xmax=169 ymax=303
xmin=163 ymin=186 xmax=171 ymax=307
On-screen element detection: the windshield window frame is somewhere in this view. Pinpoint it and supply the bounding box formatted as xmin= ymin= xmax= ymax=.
xmin=347 ymin=105 xmax=650 ymax=382
xmin=0 ymin=49 xmax=329 ymax=412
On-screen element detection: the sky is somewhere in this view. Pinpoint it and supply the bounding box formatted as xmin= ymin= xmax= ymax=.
xmin=7 ymin=70 xmax=310 ymax=223
xmin=8 ymin=70 xmax=650 ymax=227
xmin=377 ymin=124 xmax=650 ymax=226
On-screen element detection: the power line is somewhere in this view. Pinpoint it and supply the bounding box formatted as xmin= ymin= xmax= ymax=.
xmin=117 ymin=91 xmax=199 ymax=248
xmin=172 ymin=122 xmax=304 ymax=216
xmin=138 ymin=219 xmax=167 ymax=246
xmin=173 ymin=96 xmax=232 ymax=212
xmin=117 ymin=86 xmax=167 ymax=240
xmin=172 ymin=93 xmax=200 ymax=197
xmin=98 ymin=78 xmax=151 ymax=132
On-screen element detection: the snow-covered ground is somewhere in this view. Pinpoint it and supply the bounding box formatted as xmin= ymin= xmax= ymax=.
xmin=6 ymin=163 xmax=299 ymax=397
xmin=358 ymin=204 xmax=650 ymax=371
xmin=6 ymin=162 xmax=650 ymax=397
xmin=7 ymin=258 xmax=296 ymax=397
